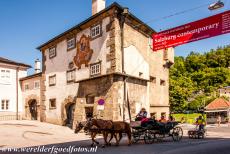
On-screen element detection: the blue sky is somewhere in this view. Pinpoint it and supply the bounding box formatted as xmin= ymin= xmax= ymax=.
xmin=0 ymin=0 xmax=229 ymax=74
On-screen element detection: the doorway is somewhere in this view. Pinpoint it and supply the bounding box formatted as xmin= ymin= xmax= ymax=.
xmin=29 ymin=99 xmax=37 ymax=120
xmin=65 ymin=103 xmax=76 ymax=128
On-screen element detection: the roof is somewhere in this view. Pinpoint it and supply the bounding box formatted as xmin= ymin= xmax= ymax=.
xmin=0 ymin=57 xmax=31 ymax=68
xmin=20 ymin=72 xmax=42 ymax=81
xmin=205 ymin=98 xmax=230 ymax=110
xmin=37 ymin=2 xmax=155 ymax=50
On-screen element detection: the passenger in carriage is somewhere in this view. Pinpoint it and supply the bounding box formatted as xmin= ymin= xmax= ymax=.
xmin=168 ymin=115 xmax=175 ymax=122
xmin=135 ymin=108 xmax=147 ymax=121
xmin=159 ymin=115 xmax=167 ymax=123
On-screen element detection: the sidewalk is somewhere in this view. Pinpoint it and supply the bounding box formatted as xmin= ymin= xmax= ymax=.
xmin=0 ymin=120 xmax=91 ymax=148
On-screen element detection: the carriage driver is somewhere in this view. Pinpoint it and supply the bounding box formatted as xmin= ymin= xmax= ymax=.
xmin=196 ymin=115 xmax=206 ymax=131
xmin=135 ymin=108 xmax=147 ymax=121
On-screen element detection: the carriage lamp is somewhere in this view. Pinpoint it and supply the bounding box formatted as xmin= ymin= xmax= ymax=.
xmin=208 ymin=0 xmax=224 ymax=10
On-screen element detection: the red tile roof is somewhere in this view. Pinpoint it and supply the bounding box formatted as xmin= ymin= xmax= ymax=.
xmin=205 ymin=98 xmax=230 ymax=110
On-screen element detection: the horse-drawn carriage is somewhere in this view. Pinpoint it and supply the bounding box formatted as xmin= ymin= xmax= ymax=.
xmin=131 ymin=121 xmax=183 ymax=144
xmin=75 ymin=118 xmax=183 ymax=147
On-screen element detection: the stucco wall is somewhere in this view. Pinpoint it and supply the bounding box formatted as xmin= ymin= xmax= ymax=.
xmin=43 ymin=17 xmax=111 ymax=124
xmin=122 ymin=22 xmax=174 ymax=118
xmin=0 ymin=64 xmax=27 ymax=115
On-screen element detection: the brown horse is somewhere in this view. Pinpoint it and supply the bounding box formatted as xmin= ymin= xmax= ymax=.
xmin=75 ymin=119 xmax=113 ymax=147
xmin=109 ymin=121 xmax=132 ymax=146
xmin=75 ymin=119 xmax=132 ymax=146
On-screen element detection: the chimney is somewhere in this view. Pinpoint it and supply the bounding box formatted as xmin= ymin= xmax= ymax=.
xmin=92 ymin=0 xmax=105 ymax=15
xmin=34 ymin=59 xmax=41 ymax=73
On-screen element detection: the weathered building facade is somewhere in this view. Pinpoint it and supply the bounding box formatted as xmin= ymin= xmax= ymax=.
xmin=20 ymin=72 xmax=42 ymax=121
xmin=33 ymin=1 xmax=174 ymax=128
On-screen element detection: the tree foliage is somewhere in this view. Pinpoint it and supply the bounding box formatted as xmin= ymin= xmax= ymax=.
xmin=170 ymin=45 xmax=230 ymax=112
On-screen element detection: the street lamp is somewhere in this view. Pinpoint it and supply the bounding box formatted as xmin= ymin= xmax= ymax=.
xmin=208 ymin=0 xmax=224 ymax=10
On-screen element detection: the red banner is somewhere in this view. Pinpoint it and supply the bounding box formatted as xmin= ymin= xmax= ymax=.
xmin=152 ymin=10 xmax=230 ymax=51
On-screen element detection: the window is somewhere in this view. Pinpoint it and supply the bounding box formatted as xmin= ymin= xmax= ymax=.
xmin=139 ymin=72 xmax=143 ymax=77
xmin=150 ymin=76 xmax=156 ymax=83
xmin=1 ymin=100 xmax=9 ymax=110
xmin=24 ymin=83 xmax=29 ymax=91
xmin=49 ymin=99 xmax=56 ymax=109
xmin=150 ymin=112 xmax=157 ymax=118
xmin=49 ymin=47 xmax=56 ymax=59
xmin=163 ymin=49 xmax=168 ymax=60
xmin=1 ymin=69 xmax=10 ymax=82
xmin=34 ymin=81 xmax=40 ymax=89
xmin=91 ymin=24 xmax=102 ymax=39
xmin=160 ymin=79 xmax=166 ymax=86
xmin=90 ymin=62 xmax=101 ymax=77
xmin=67 ymin=38 xmax=76 ymax=50
xmin=1 ymin=100 xmax=4 ymax=110
xmin=161 ymin=112 xmax=166 ymax=117
xmin=66 ymin=69 xmax=75 ymax=83
xmin=49 ymin=75 xmax=56 ymax=86
xmin=86 ymin=95 xmax=95 ymax=104
xmin=68 ymin=62 xmax=74 ymax=70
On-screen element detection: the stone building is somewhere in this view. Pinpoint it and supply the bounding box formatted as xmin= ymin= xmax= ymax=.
xmin=33 ymin=1 xmax=174 ymax=128
xmin=0 ymin=57 xmax=31 ymax=120
xmin=20 ymin=72 xmax=42 ymax=121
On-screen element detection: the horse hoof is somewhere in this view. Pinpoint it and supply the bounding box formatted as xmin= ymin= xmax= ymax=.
xmin=108 ymin=143 xmax=112 ymax=146
xmin=101 ymin=145 xmax=105 ymax=148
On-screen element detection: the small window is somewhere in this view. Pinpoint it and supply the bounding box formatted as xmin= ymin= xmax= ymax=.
xmin=160 ymin=79 xmax=166 ymax=86
xmin=161 ymin=112 xmax=166 ymax=117
xmin=1 ymin=69 xmax=10 ymax=81
xmin=66 ymin=69 xmax=75 ymax=83
xmin=49 ymin=75 xmax=56 ymax=86
xmin=49 ymin=99 xmax=56 ymax=109
xmin=150 ymin=112 xmax=157 ymax=118
xmin=49 ymin=47 xmax=56 ymax=59
xmin=1 ymin=100 xmax=9 ymax=110
xmin=86 ymin=95 xmax=95 ymax=104
xmin=91 ymin=24 xmax=102 ymax=39
xmin=34 ymin=81 xmax=40 ymax=89
xmin=163 ymin=49 xmax=168 ymax=60
xmin=1 ymin=100 xmax=4 ymax=110
xmin=90 ymin=62 xmax=101 ymax=77
xmin=24 ymin=83 xmax=29 ymax=91
xmin=139 ymin=72 xmax=143 ymax=77
xmin=150 ymin=76 xmax=156 ymax=83
xmin=67 ymin=38 xmax=76 ymax=51
xmin=68 ymin=62 xmax=74 ymax=70
xmin=5 ymin=100 xmax=9 ymax=110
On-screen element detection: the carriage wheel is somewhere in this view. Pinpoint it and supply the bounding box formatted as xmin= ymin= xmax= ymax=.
xmin=197 ymin=131 xmax=204 ymax=139
xmin=172 ymin=127 xmax=183 ymax=141
xmin=132 ymin=132 xmax=140 ymax=143
xmin=144 ymin=131 xmax=155 ymax=144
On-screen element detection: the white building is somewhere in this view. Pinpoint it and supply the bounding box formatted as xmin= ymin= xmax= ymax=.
xmin=0 ymin=57 xmax=31 ymax=120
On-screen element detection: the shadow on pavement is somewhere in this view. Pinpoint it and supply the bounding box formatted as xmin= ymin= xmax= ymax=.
xmin=1 ymin=135 xmax=230 ymax=154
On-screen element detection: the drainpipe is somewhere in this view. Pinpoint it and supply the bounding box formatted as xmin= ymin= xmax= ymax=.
xmin=16 ymin=66 xmax=19 ymax=120
xmin=119 ymin=7 xmax=131 ymax=122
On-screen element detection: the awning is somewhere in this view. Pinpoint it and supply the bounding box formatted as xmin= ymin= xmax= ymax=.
xmin=205 ymin=109 xmax=228 ymax=113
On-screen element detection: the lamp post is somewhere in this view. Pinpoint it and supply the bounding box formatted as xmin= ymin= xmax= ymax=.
xmin=208 ymin=0 xmax=224 ymax=10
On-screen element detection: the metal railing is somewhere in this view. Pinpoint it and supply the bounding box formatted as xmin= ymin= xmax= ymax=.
xmin=0 ymin=115 xmax=21 ymax=121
